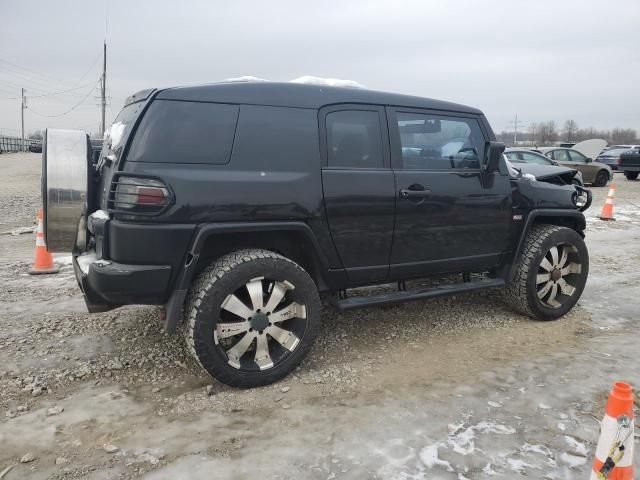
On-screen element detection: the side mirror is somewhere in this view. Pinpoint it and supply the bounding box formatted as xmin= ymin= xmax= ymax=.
xmin=484 ymin=141 xmax=505 ymax=173
xmin=586 ymin=157 xmax=592 ymax=163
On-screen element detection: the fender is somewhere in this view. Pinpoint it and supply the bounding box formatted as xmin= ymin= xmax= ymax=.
xmin=503 ymin=209 xmax=586 ymax=282
xmin=163 ymin=221 xmax=332 ymax=333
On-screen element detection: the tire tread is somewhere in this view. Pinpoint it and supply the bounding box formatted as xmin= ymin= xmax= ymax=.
xmin=183 ymin=249 xmax=319 ymax=388
xmin=503 ymin=224 xmax=564 ymax=318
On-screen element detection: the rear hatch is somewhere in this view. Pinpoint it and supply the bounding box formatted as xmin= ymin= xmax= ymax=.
xmin=620 ymin=150 xmax=640 ymax=168
xmin=95 ymin=89 xmax=156 ymax=211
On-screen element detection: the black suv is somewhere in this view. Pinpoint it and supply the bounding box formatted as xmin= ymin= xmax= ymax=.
xmin=42 ymin=82 xmax=591 ymax=387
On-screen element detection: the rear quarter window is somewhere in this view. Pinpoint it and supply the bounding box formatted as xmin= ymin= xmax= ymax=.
xmin=127 ymin=100 xmax=239 ymax=164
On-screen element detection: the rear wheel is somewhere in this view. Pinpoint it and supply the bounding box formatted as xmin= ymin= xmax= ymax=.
xmin=184 ymin=249 xmax=321 ymax=387
xmin=593 ymin=170 xmax=609 ymax=187
xmin=504 ymin=225 xmax=588 ymax=320
xmin=624 ymin=171 xmax=639 ymax=180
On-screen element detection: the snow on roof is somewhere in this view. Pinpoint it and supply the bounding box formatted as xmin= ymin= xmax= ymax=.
xmin=289 ymin=75 xmax=365 ymax=88
xmin=221 ymin=75 xmax=365 ymax=89
xmin=223 ymin=76 xmax=269 ymax=83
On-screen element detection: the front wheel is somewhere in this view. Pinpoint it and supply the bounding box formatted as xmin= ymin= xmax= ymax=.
xmin=593 ymin=170 xmax=610 ymax=187
xmin=184 ymin=249 xmax=321 ymax=388
xmin=624 ymin=171 xmax=639 ymax=180
xmin=504 ymin=225 xmax=589 ymax=320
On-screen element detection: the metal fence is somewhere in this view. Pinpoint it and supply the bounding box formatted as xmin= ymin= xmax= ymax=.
xmin=0 ymin=136 xmax=41 ymax=153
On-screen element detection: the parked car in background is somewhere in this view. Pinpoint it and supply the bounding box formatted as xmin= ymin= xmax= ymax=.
xmin=619 ymin=149 xmax=640 ymax=180
xmin=605 ymin=144 xmax=640 ymax=151
xmin=505 ymin=148 xmax=558 ymax=165
xmin=596 ymin=147 xmax=640 ymax=170
xmin=29 ymin=143 xmax=42 ymax=153
xmin=538 ymin=147 xmax=612 ymax=186
xmin=504 ymin=150 xmax=584 ymax=186
xmin=89 ymin=139 xmax=103 ymax=167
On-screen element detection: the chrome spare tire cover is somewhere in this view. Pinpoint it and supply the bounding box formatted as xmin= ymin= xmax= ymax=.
xmin=42 ymin=128 xmax=91 ymax=252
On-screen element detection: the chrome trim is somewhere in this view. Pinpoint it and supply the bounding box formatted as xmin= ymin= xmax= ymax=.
xmin=43 ymin=129 xmax=89 ymax=252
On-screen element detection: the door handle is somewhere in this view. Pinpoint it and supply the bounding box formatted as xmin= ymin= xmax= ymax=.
xmin=399 ymin=188 xmax=432 ymax=199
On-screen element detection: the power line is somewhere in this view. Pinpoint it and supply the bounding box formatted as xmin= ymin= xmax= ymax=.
xmin=27 ymin=83 xmax=99 ymax=118
xmin=6 ymin=81 xmax=97 ymax=100
xmin=0 ymin=57 xmax=76 ymax=89
xmin=0 ymin=53 xmax=103 ymax=96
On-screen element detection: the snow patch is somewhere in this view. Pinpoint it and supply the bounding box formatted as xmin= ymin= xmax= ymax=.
xmin=223 ymin=76 xmax=269 ymax=83
xmin=482 ymin=463 xmax=499 ymax=475
xmin=563 ymin=436 xmax=588 ymax=456
xmin=90 ymin=209 xmax=110 ymax=220
xmin=290 ymin=75 xmax=365 ymax=88
xmin=104 ymin=121 xmax=126 ymax=149
xmin=507 ymin=458 xmax=537 ymax=473
xmin=447 ymin=421 xmax=516 ymax=456
xmin=560 ymin=452 xmax=587 ymax=468
xmin=487 ymin=401 xmax=502 ymax=408
xmin=54 ymin=255 xmax=73 ymax=266
xmin=418 ymin=444 xmax=453 ymax=472
xmin=521 ymin=443 xmax=553 ymax=457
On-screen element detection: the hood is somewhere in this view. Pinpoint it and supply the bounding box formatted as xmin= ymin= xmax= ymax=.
xmin=515 ymin=163 xmax=577 ymax=181
xmin=572 ymin=139 xmax=607 ymax=159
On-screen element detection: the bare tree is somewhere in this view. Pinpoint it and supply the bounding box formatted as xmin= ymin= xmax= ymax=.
xmin=610 ymin=128 xmax=638 ymax=144
xmin=563 ymin=120 xmax=578 ymax=142
xmin=535 ymin=121 xmax=557 ymax=146
xmin=529 ymin=122 xmax=539 ymax=146
xmin=28 ymin=130 xmax=43 ymax=140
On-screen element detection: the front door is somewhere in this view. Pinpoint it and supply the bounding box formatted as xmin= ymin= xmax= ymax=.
xmin=320 ymin=105 xmax=395 ymax=285
xmin=387 ymin=108 xmax=512 ymax=279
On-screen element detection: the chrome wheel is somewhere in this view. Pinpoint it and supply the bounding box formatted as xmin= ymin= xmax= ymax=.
xmin=536 ymin=243 xmax=582 ymax=309
xmin=215 ymin=277 xmax=307 ymax=371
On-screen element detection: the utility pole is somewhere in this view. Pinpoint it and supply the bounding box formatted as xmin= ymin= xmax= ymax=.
xmin=100 ymin=40 xmax=107 ymax=138
xmin=21 ymin=88 xmax=25 ymax=151
xmin=506 ymin=114 xmax=525 ymax=146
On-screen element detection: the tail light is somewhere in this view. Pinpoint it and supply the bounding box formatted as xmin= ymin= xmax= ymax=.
xmin=617 ymin=158 xmax=622 ymax=165
xmin=108 ymin=176 xmax=172 ymax=214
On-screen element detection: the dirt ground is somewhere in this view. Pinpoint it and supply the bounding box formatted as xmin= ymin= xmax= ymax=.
xmin=1 ymin=152 xmax=639 ymax=479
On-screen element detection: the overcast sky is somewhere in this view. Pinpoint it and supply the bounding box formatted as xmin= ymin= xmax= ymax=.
xmin=1 ymin=0 xmax=639 ymax=137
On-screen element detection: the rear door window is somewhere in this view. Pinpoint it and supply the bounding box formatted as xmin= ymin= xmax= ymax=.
xmin=568 ymin=150 xmax=588 ymax=163
xmin=127 ymin=100 xmax=239 ymax=164
xmin=553 ymin=149 xmax=570 ymax=162
xmin=325 ymin=110 xmax=384 ymax=169
xmin=521 ymin=151 xmax=552 ymax=165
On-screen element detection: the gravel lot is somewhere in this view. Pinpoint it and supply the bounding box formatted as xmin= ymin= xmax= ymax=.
xmin=1 ymin=153 xmax=639 ymax=479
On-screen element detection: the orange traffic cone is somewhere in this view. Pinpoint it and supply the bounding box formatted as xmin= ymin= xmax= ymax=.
xmin=590 ymin=381 xmax=634 ymax=479
xmin=599 ymin=184 xmax=616 ymax=221
xmin=29 ymin=208 xmax=59 ymax=275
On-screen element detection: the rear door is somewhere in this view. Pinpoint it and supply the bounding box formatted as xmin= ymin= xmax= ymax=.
xmin=320 ymin=105 xmax=395 ymax=285
xmin=387 ymin=108 xmax=512 ymax=278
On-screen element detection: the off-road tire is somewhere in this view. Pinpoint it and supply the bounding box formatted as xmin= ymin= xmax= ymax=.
xmin=593 ymin=170 xmax=609 ymax=187
xmin=503 ymin=225 xmax=588 ymax=320
xmin=624 ymin=171 xmax=639 ymax=180
xmin=184 ymin=249 xmax=321 ymax=388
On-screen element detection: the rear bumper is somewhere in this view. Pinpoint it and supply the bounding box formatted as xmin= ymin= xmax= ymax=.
xmin=620 ymin=166 xmax=640 ymax=172
xmin=73 ymin=250 xmax=171 ymax=311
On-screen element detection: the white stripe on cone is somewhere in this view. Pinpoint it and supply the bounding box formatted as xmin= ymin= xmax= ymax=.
xmin=589 ymin=415 xmax=634 ymax=479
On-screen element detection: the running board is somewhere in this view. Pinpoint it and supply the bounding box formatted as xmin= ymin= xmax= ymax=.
xmin=333 ymin=278 xmax=505 ymax=311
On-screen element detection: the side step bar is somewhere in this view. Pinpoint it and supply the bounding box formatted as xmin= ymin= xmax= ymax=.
xmin=333 ymin=278 xmax=505 ymax=311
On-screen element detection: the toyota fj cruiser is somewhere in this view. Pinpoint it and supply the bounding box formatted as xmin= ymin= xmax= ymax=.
xmin=42 ymin=81 xmax=592 ymax=387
